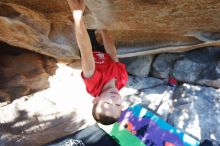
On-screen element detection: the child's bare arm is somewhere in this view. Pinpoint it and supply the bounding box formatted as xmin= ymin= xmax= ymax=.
xmin=67 ymin=0 xmax=95 ymax=78
xmin=100 ymin=29 xmax=119 ymax=62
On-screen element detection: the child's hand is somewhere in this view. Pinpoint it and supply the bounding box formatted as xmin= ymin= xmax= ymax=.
xmin=67 ymin=0 xmax=85 ymax=12
xmin=67 ymin=0 xmax=85 ymax=21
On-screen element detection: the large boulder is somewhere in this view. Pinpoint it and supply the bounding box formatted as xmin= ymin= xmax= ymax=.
xmin=0 ymin=43 xmax=57 ymax=102
xmin=0 ymin=0 xmax=220 ymax=59
xmin=0 ymin=2 xmax=79 ymax=61
xmin=152 ymin=53 xmax=182 ymax=79
xmin=120 ymin=55 xmax=153 ymax=77
xmin=173 ymin=47 xmax=220 ymax=88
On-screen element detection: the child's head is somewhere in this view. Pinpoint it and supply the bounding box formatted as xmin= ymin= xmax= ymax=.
xmin=92 ymin=87 xmax=123 ymax=125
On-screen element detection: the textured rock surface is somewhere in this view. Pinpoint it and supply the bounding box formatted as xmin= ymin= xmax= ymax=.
xmin=121 ymin=76 xmax=173 ymax=120
xmin=152 ymin=53 xmax=182 ymax=79
xmin=173 ymin=47 xmax=220 ymax=88
xmin=126 ymin=75 xmax=165 ymax=91
xmin=120 ymin=76 xmax=166 ymax=108
xmin=85 ymin=0 xmax=220 ymax=57
xmin=0 ymin=43 xmax=57 ymax=102
xmin=0 ymin=1 xmax=79 ymax=61
xmin=168 ymin=83 xmax=220 ymax=145
xmin=120 ymin=55 xmax=153 ymax=77
xmin=0 ymin=0 xmax=220 ymax=59
xmin=152 ymin=47 xmax=220 ymax=88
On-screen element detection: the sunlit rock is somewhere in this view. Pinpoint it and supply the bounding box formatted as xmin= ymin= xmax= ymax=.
xmin=169 ymin=83 xmax=220 ymax=144
xmin=0 ymin=0 xmax=220 ymax=58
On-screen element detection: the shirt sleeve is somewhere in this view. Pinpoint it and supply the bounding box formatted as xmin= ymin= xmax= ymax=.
xmin=81 ymin=70 xmax=103 ymax=97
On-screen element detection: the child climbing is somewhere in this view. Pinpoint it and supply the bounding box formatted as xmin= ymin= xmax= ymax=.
xmin=66 ymin=0 xmax=128 ymax=125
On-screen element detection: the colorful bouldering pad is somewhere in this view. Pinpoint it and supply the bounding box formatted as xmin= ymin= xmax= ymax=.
xmin=100 ymin=104 xmax=200 ymax=146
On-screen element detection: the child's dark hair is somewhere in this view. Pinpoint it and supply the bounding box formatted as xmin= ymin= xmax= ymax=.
xmin=92 ymin=103 xmax=118 ymax=125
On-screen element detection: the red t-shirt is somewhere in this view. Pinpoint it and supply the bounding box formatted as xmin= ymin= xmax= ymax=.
xmin=81 ymin=51 xmax=128 ymax=97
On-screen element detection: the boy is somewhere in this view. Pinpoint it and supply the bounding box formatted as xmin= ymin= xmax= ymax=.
xmin=67 ymin=0 xmax=128 ymax=125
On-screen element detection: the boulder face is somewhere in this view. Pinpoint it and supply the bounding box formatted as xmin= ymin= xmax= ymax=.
xmin=0 ymin=42 xmax=57 ymax=102
xmin=120 ymin=55 xmax=153 ymax=77
xmin=0 ymin=0 xmax=220 ymax=59
xmin=0 ymin=1 xmax=79 ymax=61
xmin=152 ymin=47 xmax=220 ymax=88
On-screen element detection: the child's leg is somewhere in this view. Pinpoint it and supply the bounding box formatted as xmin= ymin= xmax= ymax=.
xmin=87 ymin=29 xmax=106 ymax=53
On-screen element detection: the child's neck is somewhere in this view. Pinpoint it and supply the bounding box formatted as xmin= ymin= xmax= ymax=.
xmin=102 ymin=78 xmax=117 ymax=91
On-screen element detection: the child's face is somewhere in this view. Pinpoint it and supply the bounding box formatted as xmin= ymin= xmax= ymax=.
xmin=94 ymin=87 xmax=123 ymax=119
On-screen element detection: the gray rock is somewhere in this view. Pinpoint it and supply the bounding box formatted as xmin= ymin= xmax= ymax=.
xmin=137 ymin=85 xmax=175 ymax=120
xmin=122 ymin=76 xmax=166 ymax=107
xmin=0 ymin=50 xmax=57 ymax=102
xmin=168 ymin=83 xmax=220 ymax=144
xmin=173 ymin=58 xmax=207 ymax=82
xmin=184 ymin=47 xmax=220 ymax=63
xmin=123 ymin=75 xmax=175 ymax=120
xmin=127 ymin=75 xmax=165 ymax=90
xmin=152 ymin=53 xmax=182 ymax=79
xmin=173 ymin=47 xmax=220 ymax=88
xmin=120 ymin=55 xmax=153 ymax=77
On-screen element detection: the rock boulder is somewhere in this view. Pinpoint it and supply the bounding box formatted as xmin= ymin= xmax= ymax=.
xmin=0 ymin=0 xmax=220 ymax=59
